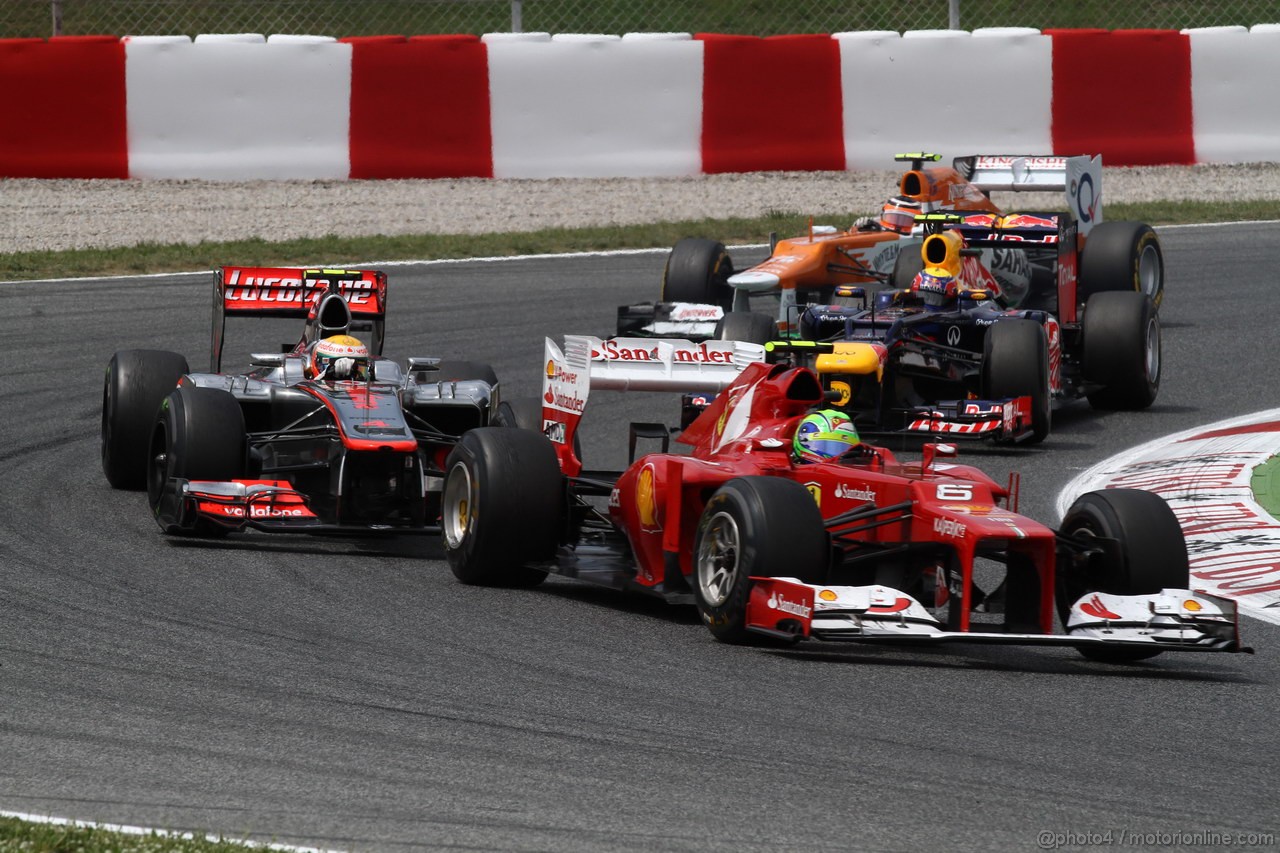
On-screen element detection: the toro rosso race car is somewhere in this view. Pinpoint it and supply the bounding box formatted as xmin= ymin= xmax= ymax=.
xmin=440 ymin=337 xmax=1245 ymax=664
xmin=618 ymin=152 xmax=1164 ymax=342
xmin=759 ymin=212 xmax=1162 ymax=444
xmin=101 ymin=266 xmax=505 ymax=536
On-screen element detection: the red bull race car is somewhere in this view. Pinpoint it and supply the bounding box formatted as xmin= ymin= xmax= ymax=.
xmin=619 ymin=153 xmax=1164 ymax=343
xmin=439 ymin=336 xmax=1245 ymax=664
xmin=101 ymin=266 xmax=506 ymax=536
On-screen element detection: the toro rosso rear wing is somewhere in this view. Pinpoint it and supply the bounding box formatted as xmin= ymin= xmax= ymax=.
xmin=953 ymin=154 xmax=1102 ymax=236
xmin=543 ymin=335 xmax=765 ymax=476
xmin=211 ymin=266 xmax=388 ymax=371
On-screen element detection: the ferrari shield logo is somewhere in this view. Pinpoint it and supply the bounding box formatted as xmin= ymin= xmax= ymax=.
xmin=804 ymin=481 xmax=821 ymax=507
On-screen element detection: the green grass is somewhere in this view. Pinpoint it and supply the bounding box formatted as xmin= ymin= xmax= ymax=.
xmin=2 ymin=0 xmax=1277 ymax=39
xmin=2 ymin=199 xmax=1276 ymax=283
xmin=0 ymin=815 xmax=280 ymax=852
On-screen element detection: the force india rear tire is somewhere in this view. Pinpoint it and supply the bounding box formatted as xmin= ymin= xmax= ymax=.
xmin=1057 ymin=488 xmax=1189 ymax=663
xmin=715 ymin=311 xmax=776 ymax=345
xmin=693 ymin=477 xmax=829 ymax=644
xmin=1082 ymin=291 xmax=1160 ymax=410
xmin=101 ymin=349 xmax=190 ymax=490
xmin=1078 ymin=220 xmax=1164 ymax=310
xmin=891 ymin=242 xmax=925 ymax=290
xmin=662 ymin=238 xmax=735 ymax=310
xmin=981 ymin=319 xmax=1051 ymax=444
xmin=148 ymin=384 xmax=247 ymax=536
xmin=442 ymin=427 xmax=563 ymax=588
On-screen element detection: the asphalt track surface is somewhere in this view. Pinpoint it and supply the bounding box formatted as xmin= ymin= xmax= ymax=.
xmin=1 ymin=224 xmax=1278 ymax=852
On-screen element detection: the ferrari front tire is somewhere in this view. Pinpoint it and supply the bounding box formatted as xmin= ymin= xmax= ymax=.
xmin=1058 ymin=488 xmax=1189 ymax=662
xmin=693 ymin=477 xmax=829 ymax=644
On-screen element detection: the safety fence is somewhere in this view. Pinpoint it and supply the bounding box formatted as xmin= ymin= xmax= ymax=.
xmin=3 ymin=0 xmax=1280 ymax=39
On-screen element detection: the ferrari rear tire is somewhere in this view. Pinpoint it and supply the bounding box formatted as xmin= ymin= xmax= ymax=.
xmin=101 ymin=349 xmax=189 ymax=490
xmin=1058 ymin=489 xmax=1189 ymax=662
xmin=981 ymin=319 xmax=1051 ymax=443
xmin=1082 ymin=291 xmax=1160 ymax=410
xmin=693 ymin=477 xmax=829 ymax=644
xmin=715 ymin=311 xmax=776 ymax=345
xmin=1079 ymin=221 xmax=1164 ymax=310
xmin=662 ymin=238 xmax=735 ymax=310
xmin=148 ymin=384 xmax=247 ymax=536
xmin=442 ymin=427 xmax=563 ymax=587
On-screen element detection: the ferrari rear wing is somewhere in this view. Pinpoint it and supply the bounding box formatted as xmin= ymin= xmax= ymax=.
xmin=953 ymin=154 xmax=1102 ymax=236
xmin=211 ymin=266 xmax=388 ymax=372
xmin=543 ymin=335 xmax=765 ymax=475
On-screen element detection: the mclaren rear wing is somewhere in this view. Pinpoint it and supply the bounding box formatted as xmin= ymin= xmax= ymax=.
xmin=953 ymin=154 xmax=1103 ymax=236
xmin=211 ymin=266 xmax=387 ymax=372
xmin=542 ymin=335 xmax=765 ymax=476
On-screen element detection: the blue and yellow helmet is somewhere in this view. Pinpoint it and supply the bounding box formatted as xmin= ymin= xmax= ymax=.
xmin=793 ymin=409 xmax=861 ymax=463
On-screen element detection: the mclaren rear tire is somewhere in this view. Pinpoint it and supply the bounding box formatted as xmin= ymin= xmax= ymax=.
xmin=101 ymin=349 xmax=189 ymax=490
xmin=1057 ymin=489 xmax=1189 ymax=663
xmin=693 ymin=477 xmax=829 ymax=644
xmin=442 ymin=427 xmax=563 ymax=588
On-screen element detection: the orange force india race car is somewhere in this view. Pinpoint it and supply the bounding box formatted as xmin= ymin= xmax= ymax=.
xmin=101 ymin=267 xmax=507 ymax=536
xmin=439 ymin=336 xmax=1246 ymax=664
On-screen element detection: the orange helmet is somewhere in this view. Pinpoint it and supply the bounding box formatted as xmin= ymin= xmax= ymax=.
xmin=880 ymin=196 xmax=922 ymax=234
xmin=307 ymin=334 xmax=370 ymax=380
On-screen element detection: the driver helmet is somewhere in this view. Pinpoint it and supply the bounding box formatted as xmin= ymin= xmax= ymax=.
xmin=793 ymin=409 xmax=862 ymax=463
xmin=307 ymin=334 xmax=370 ymax=380
xmin=911 ymin=269 xmax=960 ymax=310
xmin=879 ymin=196 xmax=922 ymax=234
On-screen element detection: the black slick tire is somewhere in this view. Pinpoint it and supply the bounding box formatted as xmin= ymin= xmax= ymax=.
xmin=692 ymin=477 xmax=829 ymax=644
xmin=442 ymin=427 xmax=563 ymax=587
xmin=662 ymin=238 xmax=735 ymax=310
xmin=148 ymin=384 xmax=247 ymax=536
xmin=715 ymin=311 xmax=776 ymax=345
xmin=1079 ymin=221 xmax=1164 ymax=309
xmin=1057 ymin=488 xmax=1189 ymax=662
xmin=1082 ymin=291 xmax=1160 ymax=410
xmin=101 ymin=349 xmax=189 ymax=490
xmin=982 ymin=319 xmax=1051 ymax=443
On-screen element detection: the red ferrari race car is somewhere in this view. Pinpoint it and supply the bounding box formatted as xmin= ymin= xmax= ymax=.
xmin=441 ymin=339 xmax=1246 ymax=663
xmin=618 ymin=153 xmax=1164 ymax=342
xmin=101 ymin=266 xmax=506 ymax=536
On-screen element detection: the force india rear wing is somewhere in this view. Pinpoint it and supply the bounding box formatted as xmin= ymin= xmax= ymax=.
xmin=211 ymin=266 xmax=388 ymax=372
xmin=542 ymin=335 xmax=765 ymax=476
xmin=953 ymin=154 xmax=1103 ymax=236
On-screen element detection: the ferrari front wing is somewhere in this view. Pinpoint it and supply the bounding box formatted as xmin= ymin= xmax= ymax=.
xmin=745 ymin=578 xmax=1248 ymax=654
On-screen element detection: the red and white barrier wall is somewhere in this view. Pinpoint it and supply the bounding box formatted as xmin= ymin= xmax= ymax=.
xmin=2 ymin=26 xmax=1279 ymax=180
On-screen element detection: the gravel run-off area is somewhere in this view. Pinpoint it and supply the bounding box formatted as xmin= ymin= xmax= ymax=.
xmin=5 ymin=163 xmax=1280 ymax=254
